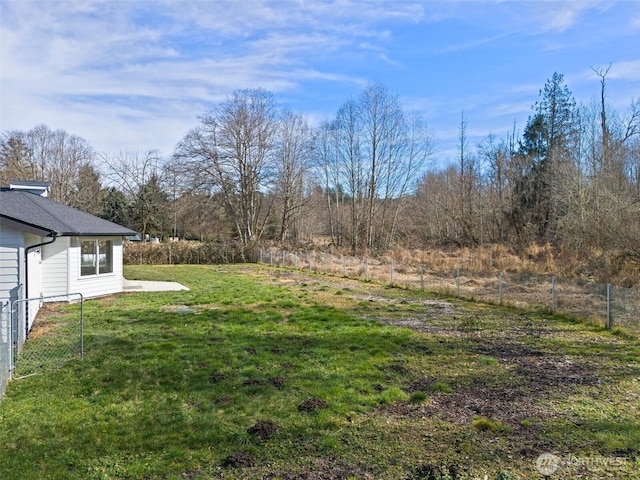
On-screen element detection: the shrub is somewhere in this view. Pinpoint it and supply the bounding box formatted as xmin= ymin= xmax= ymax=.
xmin=123 ymin=240 xmax=252 ymax=265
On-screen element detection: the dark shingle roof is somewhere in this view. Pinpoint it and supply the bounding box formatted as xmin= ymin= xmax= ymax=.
xmin=0 ymin=189 xmax=136 ymax=236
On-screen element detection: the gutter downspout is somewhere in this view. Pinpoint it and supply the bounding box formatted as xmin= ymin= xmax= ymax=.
xmin=24 ymin=233 xmax=58 ymax=339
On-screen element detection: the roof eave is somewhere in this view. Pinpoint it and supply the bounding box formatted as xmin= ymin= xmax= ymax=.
xmin=0 ymin=215 xmax=58 ymax=237
xmin=1 ymin=215 xmax=135 ymax=238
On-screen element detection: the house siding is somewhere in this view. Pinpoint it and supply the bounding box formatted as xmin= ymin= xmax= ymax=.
xmin=0 ymin=225 xmax=23 ymax=308
xmin=68 ymin=236 xmax=124 ymax=299
xmin=42 ymin=237 xmax=70 ymax=298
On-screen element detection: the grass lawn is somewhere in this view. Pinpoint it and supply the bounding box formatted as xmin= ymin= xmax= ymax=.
xmin=0 ymin=264 xmax=639 ymax=479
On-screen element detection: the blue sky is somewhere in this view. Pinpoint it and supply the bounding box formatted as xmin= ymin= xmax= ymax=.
xmin=1 ymin=0 xmax=639 ymax=168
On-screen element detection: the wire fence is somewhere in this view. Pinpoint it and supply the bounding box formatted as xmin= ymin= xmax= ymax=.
xmin=0 ymin=293 xmax=84 ymax=403
xmin=12 ymin=294 xmax=84 ymax=379
xmin=258 ymin=249 xmax=640 ymax=332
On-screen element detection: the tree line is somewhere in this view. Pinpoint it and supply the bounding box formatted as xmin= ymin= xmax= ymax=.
xmin=2 ymin=74 xmax=639 ymax=275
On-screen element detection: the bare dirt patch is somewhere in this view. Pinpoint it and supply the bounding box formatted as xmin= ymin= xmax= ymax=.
xmin=297 ymin=398 xmax=329 ymax=412
xmin=247 ymin=420 xmax=279 ymax=440
xmin=371 ymin=294 xmax=604 ymax=446
xmin=352 ymin=294 xmax=454 ymax=313
xmin=208 ymin=372 xmax=227 ymax=384
xmin=28 ymin=304 xmax=68 ymax=339
xmin=376 ymin=317 xmax=466 ymax=337
xmin=355 ymin=294 xmax=461 ymax=335
xmin=269 ymin=376 xmax=286 ymax=389
xmin=28 ymin=318 xmax=66 ymax=339
xmin=387 ymin=338 xmax=601 ymax=434
xmin=221 ymin=451 xmax=256 ymax=468
xmin=266 ymin=458 xmax=375 ymax=480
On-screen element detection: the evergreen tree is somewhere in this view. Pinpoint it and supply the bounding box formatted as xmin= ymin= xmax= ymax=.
xmin=101 ymin=187 xmax=130 ymax=227
xmin=129 ymin=174 xmax=170 ymax=240
xmin=69 ymin=164 xmax=105 ymax=216
xmin=513 ymin=73 xmax=577 ymax=244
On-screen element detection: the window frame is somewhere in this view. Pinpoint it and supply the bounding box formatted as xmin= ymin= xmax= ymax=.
xmin=79 ymin=238 xmax=114 ymax=277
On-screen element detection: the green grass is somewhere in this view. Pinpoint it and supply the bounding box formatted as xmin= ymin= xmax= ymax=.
xmin=1 ymin=264 xmax=639 ymax=479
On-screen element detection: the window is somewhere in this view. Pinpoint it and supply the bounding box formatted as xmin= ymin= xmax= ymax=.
xmin=98 ymin=240 xmax=113 ymax=274
xmin=80 ymin=239 xmax=113 ymax=276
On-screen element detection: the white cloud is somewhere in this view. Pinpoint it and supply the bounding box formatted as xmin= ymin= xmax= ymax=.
xmin=609 ymin=60 xmax=640 ymax=81
xmin=488 ymin=101 xmax=533 ymax=118
xmin=523 ymin=1 xmax=609 ymax=33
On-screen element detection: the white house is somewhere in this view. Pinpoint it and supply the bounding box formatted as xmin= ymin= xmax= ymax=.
xmin=0 ymin=181 xmax=136 ymax=334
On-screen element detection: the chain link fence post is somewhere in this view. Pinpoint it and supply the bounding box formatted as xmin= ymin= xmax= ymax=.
xmin=0 ymin=302 xmax=10 ymax=399
xmin=390 ymin=261 xmax=394 ymax=285
xmin=606 ymin=284 xmax=612 ymax=330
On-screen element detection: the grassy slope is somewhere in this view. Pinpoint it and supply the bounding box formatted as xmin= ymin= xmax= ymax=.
xmin=0 ymin=264 xmax=638 ymax=479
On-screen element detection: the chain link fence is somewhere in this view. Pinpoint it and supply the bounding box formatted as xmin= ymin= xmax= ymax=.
xmin=259 ymin=249 xmax=640 ymax=331
xmin=0 ymin=293 xmax=84 ymax=403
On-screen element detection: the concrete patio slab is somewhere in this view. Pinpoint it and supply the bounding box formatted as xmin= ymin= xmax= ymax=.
xmin=123 ymin=279 xmax=190 ymax=292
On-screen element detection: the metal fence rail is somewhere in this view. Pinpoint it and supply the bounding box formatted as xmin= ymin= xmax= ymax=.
xmin=259 ymin=249 xmax=640 ymax=331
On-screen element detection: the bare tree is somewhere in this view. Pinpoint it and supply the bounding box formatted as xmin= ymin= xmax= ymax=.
xmin=273 ymin=110 xmax=313 ymax=243
xmin=359 ymin=83 xmax=401 ymax=249
xmin=325 ymin=82 xmax=433 ymax=252
xmin=380 ymin=110 xmax=433 ymax=248
xmin=478 ymin=132 xmax=515 ymax=244
xmin=452 ymin=112 xmax=481 ymax=245
xmin=334 ymin=97 xmax=364 ymax=252
xmin=100 ymin=149 xmax=166 ymax=239
xmin=0 ymin=124 xmax=95 ymax=205
xmin=409 ymin=166 xmax=458 ymax=246
xmin=315 ymin=121 xmax=344 ymax=246
xmin=173 ymin=89 xmax=279 ymax=247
